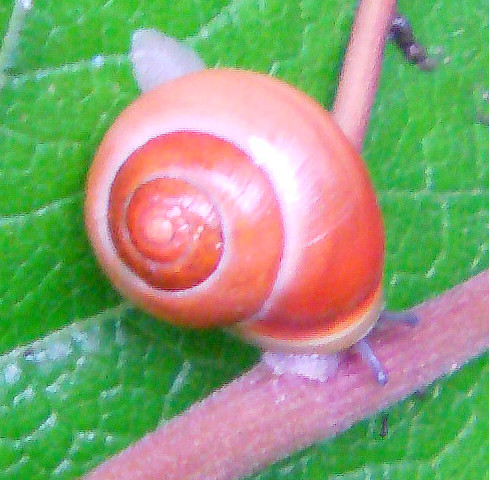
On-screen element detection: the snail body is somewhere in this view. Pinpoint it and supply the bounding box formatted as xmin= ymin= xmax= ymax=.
xmin=85 ymin=68 xmax=385 ymax=354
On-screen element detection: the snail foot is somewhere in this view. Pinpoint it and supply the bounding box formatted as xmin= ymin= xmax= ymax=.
xmin=262 ymin=351 xmax=340 ymax=382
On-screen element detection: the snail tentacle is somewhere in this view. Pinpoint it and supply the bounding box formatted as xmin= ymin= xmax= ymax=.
xmin=130 ymin=28 xmax=206 ymax=93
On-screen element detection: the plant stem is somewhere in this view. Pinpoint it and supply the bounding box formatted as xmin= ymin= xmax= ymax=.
xmin=0 ymin=0 xmax=32 ymax=89
xmin=333 ymin=0 xmax=397 ymax=151
xmin=83 ymin=269 xmax=489 ymax=480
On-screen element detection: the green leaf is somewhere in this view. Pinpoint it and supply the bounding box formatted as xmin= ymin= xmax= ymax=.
xmin=1 ymin=0 xmax=488 ymax=479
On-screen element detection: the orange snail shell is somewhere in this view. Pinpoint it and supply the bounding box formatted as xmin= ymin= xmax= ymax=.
xmin=85 ymin=68 xmax=385 ymax=354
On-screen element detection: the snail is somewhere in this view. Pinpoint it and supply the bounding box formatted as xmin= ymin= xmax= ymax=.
xmin=85 ymin=29 xmax=411 ymax=381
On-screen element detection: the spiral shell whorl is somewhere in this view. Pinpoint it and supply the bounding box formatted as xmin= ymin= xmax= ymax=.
xmin=110 ymin=173 xmax=224 ymax=290
xmin=109 ymin=134 xmax=223 ymax=290
xmin=86 ymin=127 xmax=285 ymax=327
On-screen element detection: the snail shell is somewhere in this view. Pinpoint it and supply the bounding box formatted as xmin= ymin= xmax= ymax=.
xmin=85 ymin=68 xmax=385 ymax=354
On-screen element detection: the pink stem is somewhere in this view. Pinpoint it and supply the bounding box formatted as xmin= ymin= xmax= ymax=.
xmin=333 ymin=0 xmax=396 ymax=150
xmin=83 ymin=270 xmax=489 ymax=480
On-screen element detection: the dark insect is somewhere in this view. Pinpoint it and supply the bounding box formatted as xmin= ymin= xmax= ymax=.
xmin=380 ymin=414 xmax=389 ymax=438
xmin=390 ymin=14 xmax=436 ymax=71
